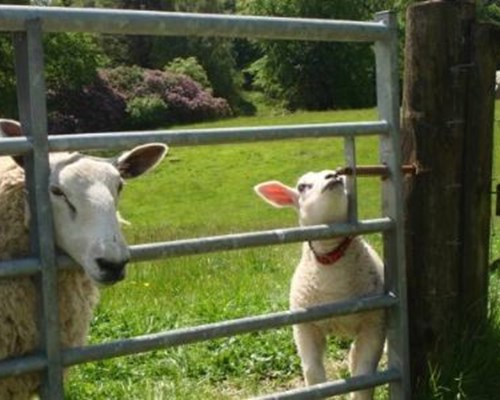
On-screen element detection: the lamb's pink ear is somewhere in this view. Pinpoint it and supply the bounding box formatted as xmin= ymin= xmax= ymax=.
xmin=0 ymin=119 xmax=24 ymax=167
xmin=254 ymin=181 xmax=298 ymax=208
xmin=114 ymin=143 xmax=169 ymax=179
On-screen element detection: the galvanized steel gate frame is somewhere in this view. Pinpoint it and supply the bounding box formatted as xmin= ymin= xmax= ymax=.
xmin=0 ymin=6 xmax=410 ymax=399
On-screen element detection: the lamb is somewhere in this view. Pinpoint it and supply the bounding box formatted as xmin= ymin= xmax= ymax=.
xmin=0 ymin=119 xmax=168 ymax=399
xmin=255 ymin=170 xmax=385 ymax=400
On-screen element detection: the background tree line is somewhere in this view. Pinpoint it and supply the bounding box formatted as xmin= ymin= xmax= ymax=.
xmin=0 ymin=0 xmax=498 ymax=132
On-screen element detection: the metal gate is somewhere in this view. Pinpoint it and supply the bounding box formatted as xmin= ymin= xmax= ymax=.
xmin=0 ymin=6 xmax=410 ymax=399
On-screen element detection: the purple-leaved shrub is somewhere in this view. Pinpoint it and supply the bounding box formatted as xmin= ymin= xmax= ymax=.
xmin=48 ymin=66 xmax=232 ymax=133
xmin=47 ymin=76 xmax=127 ymax=134
xmin=105 ymin=66 xmax=232 ymax=125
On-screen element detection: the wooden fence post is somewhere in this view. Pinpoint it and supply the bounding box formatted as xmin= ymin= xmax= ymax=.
xmin=401 ymin=0 xmax=497 ymax=394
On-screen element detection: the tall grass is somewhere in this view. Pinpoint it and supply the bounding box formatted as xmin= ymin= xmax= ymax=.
xmin=65 ymin=103 xmax=500 ymax=399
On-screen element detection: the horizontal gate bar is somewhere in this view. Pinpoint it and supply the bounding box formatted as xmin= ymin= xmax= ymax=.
xmin=130 ymin=218 xmax=392 ymax=261
xmin=46 ymin=121 xmax=389 ymax=152
xmin=63 ymin=294 xmax=398 ymax=367
xmin=0 ymin=122 xmax=388 ymax=155
xmin=0 ymin=136 xmax=31 ymax=156
xmin=0 ymin=6 xmax=390 ymax=42
xmin=252 ymin=369 xmax=401 ymax=400
xmin=0 ymin=257 xmax=41 ymax=277
xmin=0 ymin=218 xmax=392 ymax=278
xmin=0 ymin=354 xmax=46 ymax=379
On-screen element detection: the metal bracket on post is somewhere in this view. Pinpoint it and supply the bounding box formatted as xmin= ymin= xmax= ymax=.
xmin=13 ymin=19 xmax=64 ymax=400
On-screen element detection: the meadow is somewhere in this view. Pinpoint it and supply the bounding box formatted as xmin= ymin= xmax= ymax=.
xmin=65 ymin=102 xmax=500 ymax=399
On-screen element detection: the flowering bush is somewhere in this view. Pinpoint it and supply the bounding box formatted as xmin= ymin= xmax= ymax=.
xmin=47 ymin=66 xmax=232 ymax=133
xmin=104 ymin=66 xmax=232 ymax=125
xmin=47 ymin=77 xmax=127 ymax=134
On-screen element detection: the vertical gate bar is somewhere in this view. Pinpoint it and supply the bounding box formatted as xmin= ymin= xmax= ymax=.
xmin=343 ymin=137 xmax=358 ymax=222
xmin=374 ymin=11 xmax=411 ymax=400
xmin=13 ymin=19 xmax=64 ymax=399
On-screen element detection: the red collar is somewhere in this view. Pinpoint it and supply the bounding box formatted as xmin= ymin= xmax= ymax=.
xmin=309 ymin=236 xmax=354 ymax=265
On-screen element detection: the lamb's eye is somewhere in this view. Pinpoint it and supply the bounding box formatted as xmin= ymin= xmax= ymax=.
xmin=50 ymin=185 xmax=65 ymax=197
xmin=297 ymin=183 xmax=311 ymax=193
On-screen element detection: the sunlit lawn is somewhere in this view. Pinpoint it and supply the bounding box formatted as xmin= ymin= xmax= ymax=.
xmin=66 ymin=102 xmax=500 ymax=399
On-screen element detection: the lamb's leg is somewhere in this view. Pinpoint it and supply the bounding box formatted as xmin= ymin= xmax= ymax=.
xmin=293 ymin=323 xmax=327 ymax=385
xmin=348 ymin=325 xmax=385 ymax=400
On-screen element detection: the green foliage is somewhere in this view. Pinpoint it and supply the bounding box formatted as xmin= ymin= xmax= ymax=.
xmin=126 ymin=95 xmax=169 ymax=129
xmin=239 ymin=0 xmax=397 ymax=110
xmin=44 ymin=32 xmax=108 ymax=91
xmin=165 ymin=56 xmax=212 ymax=90
xmin=424 ymin=287 xmax=500 ymax=400
xmin=0 ymin=31 xmax=107 ymax=118
xmin=477 ymin=0 xmax=500 ymax=24
xmin=0 ymin=35 xmax=16 ymax=117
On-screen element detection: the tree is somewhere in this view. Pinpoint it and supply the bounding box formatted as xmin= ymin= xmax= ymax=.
xmin=0 ymin=30 xmax=108 ymax=117
xmin=239 ymin=0 xmax=397 ymax=110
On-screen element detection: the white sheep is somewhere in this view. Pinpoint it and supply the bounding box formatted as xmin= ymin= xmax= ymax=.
xmin=0 ymin=119 xmax=168 ymax=399
xmin=255 ymin=170 xmax=385 ymax=400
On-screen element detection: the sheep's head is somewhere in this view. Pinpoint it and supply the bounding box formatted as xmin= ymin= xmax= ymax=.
xmin=0 ymin=119 xmax=168 ymax=285
xmin=254 ymin=170 xmax=348 ymax=226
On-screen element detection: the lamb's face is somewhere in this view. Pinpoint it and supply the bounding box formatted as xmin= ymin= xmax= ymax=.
xmin=48 ymin=153 xmax=130 ymax=285
xmin=295 ymin=170 xmax=348 ymax=226
xmin=254 ymin=169 xmax=349 ymax=226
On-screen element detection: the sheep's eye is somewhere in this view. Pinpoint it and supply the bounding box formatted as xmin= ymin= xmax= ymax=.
xmin=50 ymin=185 xmax=65 ymax=197
xmin=297 ymin=183 xmax=311 ymax=193
xmin=50 ymin=185 xmax=76 ymax=215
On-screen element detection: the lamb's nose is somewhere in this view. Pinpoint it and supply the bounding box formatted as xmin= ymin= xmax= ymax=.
xmin=95 ymin=257 xmax=129 ymax=284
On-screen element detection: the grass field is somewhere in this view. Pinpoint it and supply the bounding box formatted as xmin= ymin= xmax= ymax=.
xmin=65 ymin=103 xmax=500 ymax=399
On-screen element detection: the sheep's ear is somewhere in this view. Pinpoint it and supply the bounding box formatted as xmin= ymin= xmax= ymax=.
xmin=0 ymin=119 xmax=24 ymax=168
xmin=254 ymin=181 xmax=298 ymax=208
xmin=114 ymin=143 xmax=169 ymax=179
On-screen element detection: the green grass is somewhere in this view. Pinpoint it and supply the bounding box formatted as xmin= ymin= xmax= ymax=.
xmin=65 ymin=103 xmax=500 ymax=399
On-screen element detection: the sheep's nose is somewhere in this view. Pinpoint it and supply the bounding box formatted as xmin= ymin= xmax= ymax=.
xmin=95 ymin=257 xmax=129 ymax=284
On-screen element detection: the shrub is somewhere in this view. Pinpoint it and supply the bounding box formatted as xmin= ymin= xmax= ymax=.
xmin=47 ymin=73 xmax=127 ymax=134
xmin=126 ymin=96 xmax=169 ymax=129
xmin=165 ymin=56 xmax=212 ymax=91
xmin=47 ymin=66 xmax=232 ymax=133
xmin=103 ymin=65 xmax=144 ymax=95
xmin=104 ymin=66 xmax=232 ymax=125
xmin=164 ymin=75 xmax=232 ymax=123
